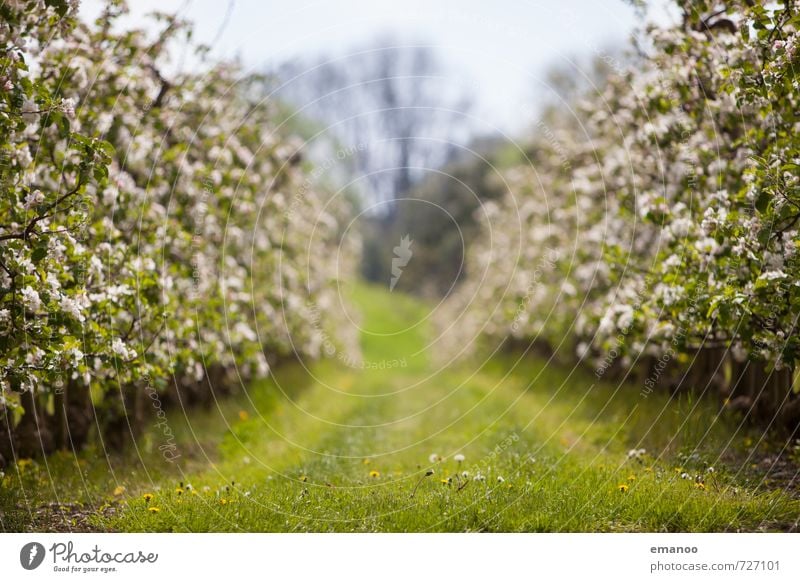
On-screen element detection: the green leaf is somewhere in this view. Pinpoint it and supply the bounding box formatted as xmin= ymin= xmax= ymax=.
xmin=93 ymin=164 xmax=108 ymax=182
xmin=31 ymin=244 xmax=48 ymax=264
xmin=755 ymin=190 xmax=770 ymax=213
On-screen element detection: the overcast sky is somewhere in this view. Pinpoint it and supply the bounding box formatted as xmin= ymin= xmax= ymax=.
xmin=83 ymin=0 xmax=674 ymax=133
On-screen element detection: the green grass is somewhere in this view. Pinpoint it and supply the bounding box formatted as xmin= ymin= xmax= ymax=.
xmin=2 ymin=283 xmax=799 ymax=532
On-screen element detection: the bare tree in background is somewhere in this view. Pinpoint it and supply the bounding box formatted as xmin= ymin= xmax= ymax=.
xmin=274 ymin=36 xmax=474 ymax=215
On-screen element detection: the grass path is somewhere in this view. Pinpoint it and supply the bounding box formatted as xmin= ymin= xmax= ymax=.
xmin=2 ymin=284 xmax=799 ymax=531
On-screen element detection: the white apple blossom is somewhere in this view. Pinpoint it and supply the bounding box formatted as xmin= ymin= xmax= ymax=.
xmin=21 ymin=287 xmax=41 ymax=312
xmin=22 ymin=190 xmax=45 ymax=211
xmin=59 ymin=295 xmax=85 ymax=323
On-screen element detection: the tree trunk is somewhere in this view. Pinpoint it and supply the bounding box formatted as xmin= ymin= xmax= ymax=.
xmin=755 ymin=365 xmax=793 ymax=425
xmin=726 ymin=359 xmax=798 ymax=429
xmin=13 ymin=390 xmax=55 ymax=458
xmin=102 ymin=383 xmax=146 ymax=451
xmin=54 ymin=379 xmax=94 ymax=451
xmin=0 ymin=403 xmax=13 ymax=469
xmin=683 ymin=347 xmax=727 ymax=397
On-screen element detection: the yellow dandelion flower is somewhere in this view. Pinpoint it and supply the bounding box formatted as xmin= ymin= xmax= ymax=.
xmin=363 ymin=459 xmax=371 ymax=465
xmin=175 ymin=487 xmax=183 ymax=495
xmin=112 ymin=485 xmax=126 ymax=496
xmin=695 ymin=482 xmax=706 ymax=491
xmin=627 ymin=475 xmax=636 ymax=481
xmin=220 ymin=499 xmax=228 ymax=505
xmin=618 ymin=484 xmax=629 ymax=493
xmin=300 ymin=475 xmax=308 ymax=482
xmin=148 ymin=507 xmax=160 ymax=513
xmin=143 ymin=493 xmax=154 ymax=503
xmin=369 ymin=470 xmax=380 ymax=478
xmin=644 ymin=467 xmax=653 ymax=473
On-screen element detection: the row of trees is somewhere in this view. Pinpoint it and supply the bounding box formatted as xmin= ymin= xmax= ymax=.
xmin=445 ymin=0 xmax=800 ymax=430
xmin=0 ymin=1 xmax=354 ymax=463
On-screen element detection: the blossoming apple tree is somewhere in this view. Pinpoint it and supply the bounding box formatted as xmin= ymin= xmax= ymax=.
xmin=447 ymin=0 xmax=800 ymax=427
xmin=0 ymin=1 xmax=354 ymax=459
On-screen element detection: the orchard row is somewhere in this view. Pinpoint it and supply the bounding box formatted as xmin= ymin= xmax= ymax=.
xmin=0 ymin=1 xmax=354 ymax=460
xmin=446 ymin=1 xmax=800 ymax=428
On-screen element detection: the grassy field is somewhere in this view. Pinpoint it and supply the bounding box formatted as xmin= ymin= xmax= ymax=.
xmin=1 ymin=284 xmax=799 ymax=532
